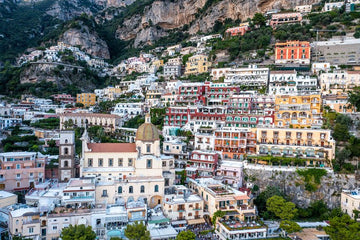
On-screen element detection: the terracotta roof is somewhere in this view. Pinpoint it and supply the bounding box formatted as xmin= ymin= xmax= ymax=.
xmin=87 ymin=143 xmax=136 ymax=152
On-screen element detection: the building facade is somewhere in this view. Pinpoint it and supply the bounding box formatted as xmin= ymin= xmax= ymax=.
xmin=275 ymin=41 xmax=311 ymax=64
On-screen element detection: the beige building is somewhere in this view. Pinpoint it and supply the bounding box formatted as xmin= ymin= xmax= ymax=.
xmin=341 ymin=189 xmax=360 ymax=221
xmin=59 ymin=112 xmax=122 ymax=132
xmin=255 ymin=127 xmax=335 ymax=167
xmin=0 ymin=191 xmax=17 ymax=208
xmin=81 ymin=114 xmax=175 ymax=208
xmin=163 ymin=185 xmax=204 ymax=230
xmin=320 ymin=70 xmax=360 ymax=95
xmin=9 ymin=207 xmax=41 ymax=240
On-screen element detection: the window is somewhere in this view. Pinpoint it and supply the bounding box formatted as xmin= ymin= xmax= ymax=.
xmin=64 ymin=148 xmax=69 ymax=155
xmin=29 ymin=227 xmax=34 ymax=233
xmin=146 ymin=144 xmax=151 ymax=153
xmin=102 ymin=190 xmax=108 ymax=197
xmin=64 ymin=161 xmax=68 ymax=167
xmin=147 ymin=159 xmax=152 ymax=169
xmin=154 ymin=185 xmax=159 ymax=192
xmin=129 ymin=186 xmax=133 ymax=193
xmin=118 ymin=158 xmax=123 ymax=167
xmin=88 ymin=158 xmax=93 ymax=167
xmin=98 ymin=158 xmax=103 ymax=167
xmin=162 ymin=161 xmax=166 ymax=167
xmin=128 ymin=158 xmax=133 ymax=167
xmin=108 ymin=158 xmax=113 ymax=167
xmin=16 ymin=174 xmax=20 ymax=178
xmin=141 ymin=185 xmax=145 ymax=193
xmin=53 ymin=226 xmax=57 ymax=230
xmin=16 ymin=164 xmax=20 ymax=169
xmin=118 ymin=186 xmax=122 ymax=194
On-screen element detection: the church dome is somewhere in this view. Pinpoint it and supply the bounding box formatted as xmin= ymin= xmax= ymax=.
xmin=135 ymin=114 xmax=160 ymax=141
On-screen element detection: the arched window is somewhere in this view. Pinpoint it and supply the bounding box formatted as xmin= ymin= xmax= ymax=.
xmin=140 ymin=185 xmax=145 ymax=193
xmin=64 ymin=161 xmax=68 ymax=167
xmin=129 ymin=186 xmax=133 ymax=194
xmin=64 ymin=148 xmax=69 ymax=155
xmin=65 ymin=139 xmax=68 ymax=144
xmin=154 ymin=185 xmax=159 ymax=193
xmin=118 ymin=186 xmax=122 ymax=194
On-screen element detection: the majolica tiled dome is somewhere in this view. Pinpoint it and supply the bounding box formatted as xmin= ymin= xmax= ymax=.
xmin=135 ymin=114 xmax=160 ymax=141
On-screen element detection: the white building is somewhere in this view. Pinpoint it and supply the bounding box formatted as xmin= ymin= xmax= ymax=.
xmin=323 ymin=2 xmax=344 ymax=12
xmin=111 ymin=102 xmax=143 ymax=119
xmin=224 ymin=65 xmax=269 ymax=87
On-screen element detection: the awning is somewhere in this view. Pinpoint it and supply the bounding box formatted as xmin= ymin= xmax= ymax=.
xmin=148 ymin=218 xmax=170 ymax=224
xmin=171 ymin=220 xmax=187 ymax=225
xmin=187 ymin=218 xmax=206 ymax=225
xmin=234 ymin=195 xmax=249 ymax=200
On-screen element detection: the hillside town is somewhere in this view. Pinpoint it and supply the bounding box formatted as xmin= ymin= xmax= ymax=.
xmin=2 ymin=0 xmax=360 ymax=240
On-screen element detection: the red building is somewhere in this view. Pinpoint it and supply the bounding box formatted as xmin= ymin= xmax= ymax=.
xmin=274 ymin=40 xmax=311 ymax=65
xmin=204 ymin=82 xmax=240 ymax=106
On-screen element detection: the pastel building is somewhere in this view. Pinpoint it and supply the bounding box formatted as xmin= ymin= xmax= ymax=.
xmin=0 ymin=152 xmax=45 ymax=191
xmin=274 ymin=94 xmax=322 ymax=128
xmin=341 ymin=189 xmax=360 ymax=221
xmin=320 ymin=70 xmax=360 ymax=94
xmin=255 ymin=127 xmax=335 ymax=167
xmin=76 ymin=93 xmax=96 ymax=107
xmin=163 ymin=185 xmax=204 ymax=230
xmin=225 ymin=23 xmax=250 ymax=37
xmin=185 ymin=55 xmax=211 ymax=75
xmin=275 ymin=41 xmax=311 ymax=64
xmin=270 ymin=12 xmax=302 ymax=28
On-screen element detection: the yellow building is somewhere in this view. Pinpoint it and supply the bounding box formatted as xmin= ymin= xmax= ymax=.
xmin=152 ymin=59 xmax=164 ymax=68
xmin=254 ymin=127 xmax=335 ymax=167
xmin=185 ymin=55 xmax=211 ymax=75
xmin=274 ymin=94 xmax=322 ymax=128
xmin=76 ymin=93 xmax=96 ymax=107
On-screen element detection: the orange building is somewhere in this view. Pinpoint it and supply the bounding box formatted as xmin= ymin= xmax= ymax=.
xmin=225 ymin=23 xmax=250 ymax=37
xmin=275 ymin=41 xmax=311 ymax=65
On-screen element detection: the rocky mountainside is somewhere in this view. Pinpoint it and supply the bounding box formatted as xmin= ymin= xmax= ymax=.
xmin=244 ymin=167 xmax=358 ymax=209
xmin=115 ymin=0 xmax=321 ymax=47
xmin=60 ymin=23 xmax=110 ymax=59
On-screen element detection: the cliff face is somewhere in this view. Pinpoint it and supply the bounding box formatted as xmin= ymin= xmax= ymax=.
xmin=115 ymin=0 xmax=321 ymax=47
xmin=60 ymin=24 xmax=110 ymax=59
xmin=244 ymin=167 xmax=359 ymax=208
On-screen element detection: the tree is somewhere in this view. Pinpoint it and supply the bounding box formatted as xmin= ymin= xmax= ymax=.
xmin=332 ymin=123 xmax=350 ymax=141
xmin=60 ymin=224 xmax=96 ymax=240
xmin=176 ymin=230 xmax=196 ymax=240
xmin=110 ymin=238 xmax=123 ymax=240
xmin=124 ymin=221 xmax=150 ymax=240
xmin=325 ymin=214 xmax=360 ymax=240
xmin=254 ymin=186 xmax=285 ymax=218
xmin=266 ymin=195 xmax=297 ymax=220
xmin=280 ymin=220 xmax=301 ymax=234
xmin=252 ymin=13 xmax=266 ymax=27
xmin=348 ymin=87 xmax=360 ymax=111
xmin=75 ymin=102 xmax=85 ymax=108
xmin=212 ymin=210 xmax=225 ymax=227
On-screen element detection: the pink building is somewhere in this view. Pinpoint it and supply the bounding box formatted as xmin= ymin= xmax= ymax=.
xmin=225 ymin=23 xmax=250 ymax=36
xmin=0 ymin=152 xmax=45 ymax=191
xmin=270 ymin=12 xmax=302 ymax=28
xmin=216 ymin=160 xmax=243 ymax=188
xmin=187 ymin=150 xmax=219 ymax=179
